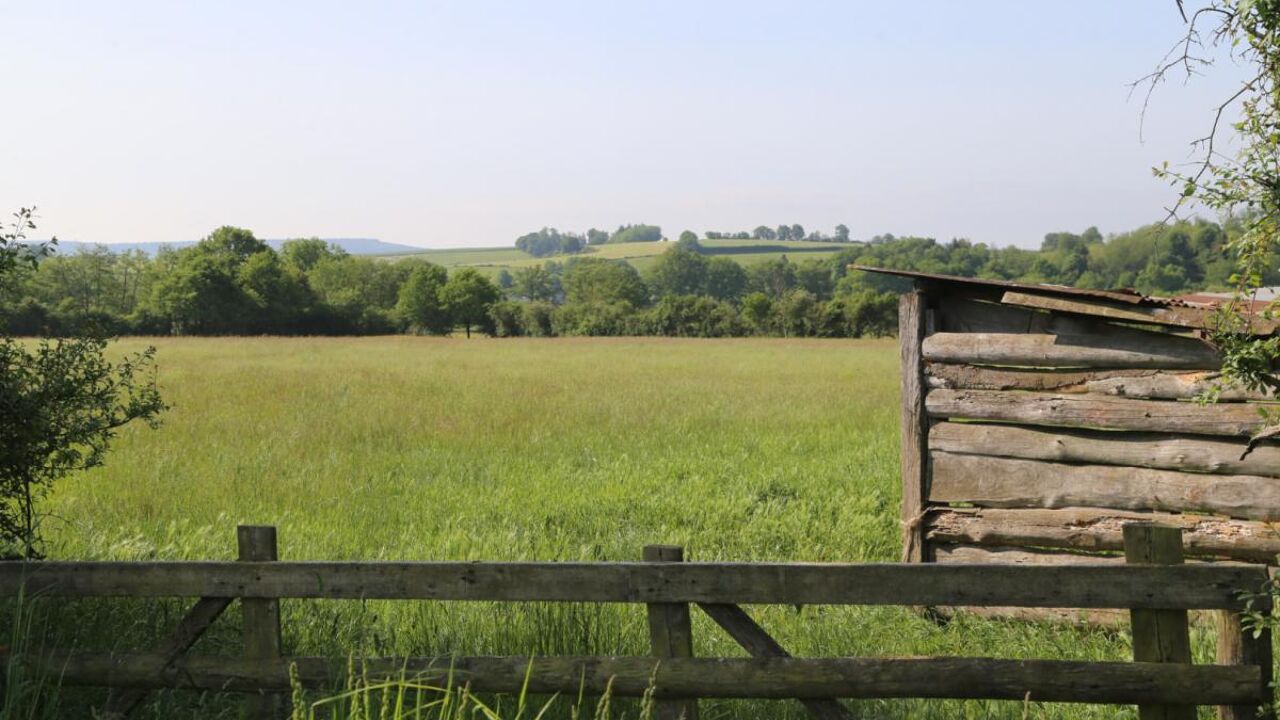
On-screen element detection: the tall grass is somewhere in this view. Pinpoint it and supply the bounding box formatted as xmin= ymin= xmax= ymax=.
xmin=11 ymin=337 xmax=1220 ymax=718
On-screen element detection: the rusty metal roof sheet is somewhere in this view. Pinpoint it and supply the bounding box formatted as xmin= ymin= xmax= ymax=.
xmin=850 ymin=266 xmax=1202 ymax=307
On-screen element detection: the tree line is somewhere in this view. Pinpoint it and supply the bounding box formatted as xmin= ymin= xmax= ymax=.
xmin=1 ymin=217 xmax=1264 ymax=339
xmin=514 ymin=224 xmax=662 ymax=258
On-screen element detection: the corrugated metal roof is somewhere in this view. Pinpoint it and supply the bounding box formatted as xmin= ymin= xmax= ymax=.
xmin=850 ymin=266 xmax=1202 ymax=307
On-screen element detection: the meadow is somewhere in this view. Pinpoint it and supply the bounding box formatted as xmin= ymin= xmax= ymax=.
xmin=29 ymin=337 xmax=1200 ymax=719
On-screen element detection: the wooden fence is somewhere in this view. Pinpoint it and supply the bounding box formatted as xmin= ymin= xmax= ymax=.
xmin=0 ymin=524 xmax=1274 ymax=720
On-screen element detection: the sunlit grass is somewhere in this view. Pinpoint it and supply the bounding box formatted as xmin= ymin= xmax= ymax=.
xmin=30 ymin=337 xmax=1178 ymax=718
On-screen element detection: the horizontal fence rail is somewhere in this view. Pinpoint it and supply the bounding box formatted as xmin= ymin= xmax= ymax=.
xmin=21 ymin=653 xmax=1264 ymax=706
xmin=0 ymin=561 xmax=1266 ymax=609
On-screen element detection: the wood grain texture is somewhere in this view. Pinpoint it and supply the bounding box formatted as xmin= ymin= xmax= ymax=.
xmin=929 ymin=452 xmax=1280 ymax=520
xmin=899 ymin=291 xmax=929 ymax=563
xmin=16 ymin=652 xmax=1263 ymax=706
xmin=1218 ymin=601 xmax=1276 ymax=720
xmin=99 ymin=596 xmax=232 ymax=718
xmin=925 ymin=389 xmax=1266 ymax=436
xmin=925 ymin=364 xmax=1273 ymax=401
xmin=925 ymin=363 xmax=1165 ymax=393
xmin=925 ymin=507 xmax=1280 ymax=564
xmin=237 ymin=526 xmax=283 ymax=720
xmin=698 ymin=604 xmax=854 ymax=720
xmin=1000 ymin=290 xmax=1279 ymax=335
xmin=929 ymin=422 xmax=1280 ymax=478
xmin=1124 ymin=525 xmax=1195 ymax=720
xmin=644 ymin=546 xmax=698 ymax=720
xmin=0 ymin=560 xmax=1263 ymax=610
xmin=922 ymin=332 xmax=1220 ymax=369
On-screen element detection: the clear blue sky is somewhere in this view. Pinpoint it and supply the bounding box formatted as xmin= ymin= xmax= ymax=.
xmin=1 ymin=1 xmax=1248 ymax=249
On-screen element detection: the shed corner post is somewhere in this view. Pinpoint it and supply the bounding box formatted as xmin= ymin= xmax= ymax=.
xmin=899 ymin=287 xmax=930 ymax=564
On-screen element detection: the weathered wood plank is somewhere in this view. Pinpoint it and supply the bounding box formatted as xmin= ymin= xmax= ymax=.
xmin=699 ymin=604 xmax=855 ymax=720
xmin=933 ymin=545 xmax=1121 ymax=566
xmin=99 ymin=596 xmax=233 ymax=718
xmin=0 ymin=561 xmax=1262 ymax=609
xmin=16 ymin=652 xmax=1263 ymax=705
xmin=1218 ymin=599 xmax=1276 ymax=720
xmin=899 ymin=291 xmax=929 ymax=563
xmin=925 ymin=389 xmax=1266 ymax=436
xmin=929 ymin=452 xmax=1280 ymax=521
xmin=925 ymin=364 xmax=1273 ymax=401
xmin=1086 ymin=373 xmax=1275 ymax=402
xmin=925 ymin=363 xmax=1166 ymax=393
xmin=238 ymin=526 xmax=282 ymax=720
xmin=925 ymin=507 xmax=1280 ymax=564
xmin=1001 ymin=290 xmax=1280 ymax=335
xmin=922 ymin=332 xmax=1220 ymax=369
xmin=644 ymin=545 xmax=698 ymax=720
xmin=929 ymin=422 xmax=1280 ymax=478
xmin=1124 ymin=524 xmax=1195 ymax=720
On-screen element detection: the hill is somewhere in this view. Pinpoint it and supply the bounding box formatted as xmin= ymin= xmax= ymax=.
xmin=36 ymin=237 xmax=422 ymax=257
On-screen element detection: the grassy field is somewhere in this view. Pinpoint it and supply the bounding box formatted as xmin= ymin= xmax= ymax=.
xmin=377 ymin=238 xmax=847 ymax=278
xmin=29 ymin=337 xmax=1200 ymax=719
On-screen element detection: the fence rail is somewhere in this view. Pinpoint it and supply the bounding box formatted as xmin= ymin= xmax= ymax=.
xmin=1 ymin=523 xmax=1273 ymax=720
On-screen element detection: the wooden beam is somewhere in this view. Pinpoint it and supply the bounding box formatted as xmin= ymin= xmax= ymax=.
xmin=899 ymin=291 xmax=929 ymax=563
xmin=925 ymin=389 xmax=1266 ymax=437
xmin=698 ymin=603 xmax=855 ymax=720
xmin=14 ymin=652 xmax=1263 ymax=706
xmin=925 ymin=363 xmax=1164 ymax=393
xmin=925 ymin=507 xmax=1280 ymax=564
xmin=925 ymin=364 xmax=1274 ymax=401
xmin=98 ymin=596 xmax=233 ymax=718
xmin=644 ymin=545 xmax=698 ymax=720
xmin=922 ymin=332 xmax=1220 ymax=369
xmin=1218 ymin=597 xmax=1275 ymax=720
xmin=0 ymin=560 xmax=1263 ymax=609
xmin=1001 ymin=290 xmax=1279 ymax=335
xmin=929 ymin=451 xmax=1280 ymax=521
xmin=1124 ymin=525 xmax=1195 ymax=720
xmin=238 ymin=526 xmax=282 ymax=720
xmin=929 ymin=422 xmax=1280 ymax=478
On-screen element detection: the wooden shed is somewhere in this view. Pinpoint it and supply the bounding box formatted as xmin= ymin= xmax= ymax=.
xmin=865 ymin=267 xmax=1280 ymax=573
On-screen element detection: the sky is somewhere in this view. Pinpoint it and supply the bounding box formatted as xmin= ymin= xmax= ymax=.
xmin=0 ymin=1 xmax=1253 ymax=249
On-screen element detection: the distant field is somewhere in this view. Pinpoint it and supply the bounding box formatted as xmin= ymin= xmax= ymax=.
xmin=379 ymin=238 xmax=850 ymax=277
xmin=33 ymin=336 xmax=1156 ymax=719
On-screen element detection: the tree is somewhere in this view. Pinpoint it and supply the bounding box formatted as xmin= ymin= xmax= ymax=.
xmin=395 ymin=262 xmax=451 ymax=334
xmin=646 ymin=247 xmax=709 ymax=297
xmin=790 ymin=224 xmax=805 ymax=241
xmin=676 ymin=230 xmax=700 ymax=249
xmin=440 ymin=268 xmax=501 ymax=337
xmin=1139 ymin=1 xmax=1280 ymax=402
xmin=704 ymin=257 xmax=748 ymax=301
xmin=281 ymin=238 xmax=347 ymax=273
xmin=586 ymin=228 xmax=609 ymax=245
xmin=752 ymin=225 xmax=776 ymax=241
xmin=0 ymin=209 xmax=165 ymax=557
xmin=609 ymin=224 xmax=662 ymax=244
xmin=776 ymin=225 xmax=792 ymax=242
xmin=562 ymin=258 xmax=648 ymax=306
xmin=511 ymin=265 xmax=560 ymax=302
xmin=496 ymin=268 xmax=514 ymax=290
xmin=834 ymin=224 xmax=851 ymax=243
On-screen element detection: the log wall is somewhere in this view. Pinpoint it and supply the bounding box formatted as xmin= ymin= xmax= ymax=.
xmin=899 ymin=287 xmax=1280 ymax=568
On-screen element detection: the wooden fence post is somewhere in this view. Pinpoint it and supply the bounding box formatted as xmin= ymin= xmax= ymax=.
xmin=1123 ymin=523 xmax=1195 ymax=720
xmin=1217 ymin=595 xmax=1275 ymax=720
xmin=238 ymin=525 xmax=283 ymax=720
xmin=644 ymin=545 xmax=698 ymax=720
xmin=899 ymin=289 xmax=929 ymax=563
